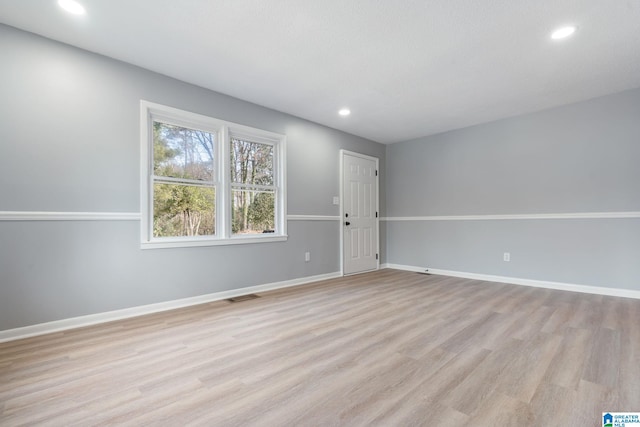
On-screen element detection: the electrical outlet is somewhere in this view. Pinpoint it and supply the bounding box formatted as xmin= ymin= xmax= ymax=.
xmin=503 ymin=252 xmax=510 ymax=262
xmin=332 ymin=196 xmax=339 ymax=205
xmin=305 ymin=252 xmax=311 ymax=262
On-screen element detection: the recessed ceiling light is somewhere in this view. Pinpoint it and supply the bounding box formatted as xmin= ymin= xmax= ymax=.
xmin=58 ymin=0 xmax=86 ymax=15
xmin=551 ymin=26 xmax=577 ymax=40
xmin=338 ymin=108 xmax=351 ymax=116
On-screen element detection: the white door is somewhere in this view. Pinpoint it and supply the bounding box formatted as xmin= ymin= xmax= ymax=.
xmin=342 ymin=151 xmax=379 ymax=275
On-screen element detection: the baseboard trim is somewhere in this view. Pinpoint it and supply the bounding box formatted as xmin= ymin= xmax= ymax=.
xmin=0 ymin=271 xmax=342 ymax=343
xmin=381 ymin=263 xmax=640 ymax=300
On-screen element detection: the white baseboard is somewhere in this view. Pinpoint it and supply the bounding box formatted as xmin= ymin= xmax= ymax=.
xmin=0 ymin=271 xmax=342 ymax=343
xmin=6 ymin=265 xmax=638 ymax=343
xmin=381 ymin=263 xmax=640 ymax=300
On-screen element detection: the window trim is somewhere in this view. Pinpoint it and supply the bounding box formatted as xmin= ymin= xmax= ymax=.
xmin=140 ymin=100 xmax=287 ymax=249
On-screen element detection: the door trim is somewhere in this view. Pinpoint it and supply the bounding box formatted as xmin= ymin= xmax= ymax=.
xmin=339 ymin=149 xmax=380 ymax=276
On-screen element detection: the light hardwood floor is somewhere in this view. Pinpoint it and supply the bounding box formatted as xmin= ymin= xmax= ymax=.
xmin=1 ymin=269 xmax=639 ymax=426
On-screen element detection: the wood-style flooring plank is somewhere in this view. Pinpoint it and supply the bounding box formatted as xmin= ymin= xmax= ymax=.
xmin=1 ymin=269 xmax=639 ymax=426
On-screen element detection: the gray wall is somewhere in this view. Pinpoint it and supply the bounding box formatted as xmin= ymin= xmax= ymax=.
xmin=3 ymin=21 xmax=638 ymax=331
xmin=0 ymin=25 xmax=385 ymax=330
xmin=386 ymin=88 xmax=640 ymax=290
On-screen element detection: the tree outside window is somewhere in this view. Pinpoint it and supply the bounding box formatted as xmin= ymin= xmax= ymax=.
xmin=230 ymin=137 xmax=275 ymax=234
xmin=141 ymin=101 xmax=286 ymax=249
xmin=152 ymin=122 xmax=216 ymax=238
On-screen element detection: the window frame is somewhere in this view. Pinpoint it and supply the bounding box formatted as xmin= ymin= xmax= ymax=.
xmin=140 ymin=101 xmax=287 ymax=249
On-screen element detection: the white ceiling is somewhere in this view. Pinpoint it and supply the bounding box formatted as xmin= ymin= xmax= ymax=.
xmin=1 ymin=0 xmax=639 ymax=144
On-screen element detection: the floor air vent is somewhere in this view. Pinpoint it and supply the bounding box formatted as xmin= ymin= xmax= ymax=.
xmin=227 ymin=294 xmax=260 ymax=303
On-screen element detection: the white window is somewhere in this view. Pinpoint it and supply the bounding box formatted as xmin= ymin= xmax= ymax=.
xmin=140 ymin=101 xmax=286 ymax=249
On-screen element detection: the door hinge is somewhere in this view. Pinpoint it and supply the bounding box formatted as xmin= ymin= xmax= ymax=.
xmin=376 ymin=254 xmax=379 ymax=260
xmin=376 ymin=212 xmax=378 ymax=218
xmin=375 ymin=170 xmax=378 ymax=176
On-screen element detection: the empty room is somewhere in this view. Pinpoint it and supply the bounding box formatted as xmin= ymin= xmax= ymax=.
xmin=1 ymin=1 xmax=639 ymax=426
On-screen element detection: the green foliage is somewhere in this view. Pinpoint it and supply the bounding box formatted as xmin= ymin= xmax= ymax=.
xmin=153 ymin=122 xmax=215 ymax=237
xmin=248 ymin=192 xmax=275 ymax=231
xmin=153 ymin=184 xmax=215 ymax=237
xmin=152 ymin=123 xmax=275 ymax=237
xmin=230 ymin=138 xmax=275 ymax=234
xmin=231 ymin=191 xmax=275 ymax=234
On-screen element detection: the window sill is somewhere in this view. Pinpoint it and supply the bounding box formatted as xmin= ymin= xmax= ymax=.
xmin=141 ymin=235 xmax=288 ymax=250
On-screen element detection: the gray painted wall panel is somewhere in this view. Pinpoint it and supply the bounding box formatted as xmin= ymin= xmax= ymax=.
xmin=387 ymin=89 xmax=640 ymax=216
xmin=386 ymin=88 xmax=640 ymax=290
xmin=6 ymin=19 xmax=636 ymax=330
xmin=0 ymin=220 xmax=340 ymax=330
xmin=386 ymin=219 xmax=640 ymax=290
xmin=0 ymin=25 xmax=383 ymax=330
xmin=0 ymin=24 xmax=385 ymax=215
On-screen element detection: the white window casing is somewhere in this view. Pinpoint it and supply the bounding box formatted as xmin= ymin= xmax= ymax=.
xmin=140 ymin=100 xmax=287 ymax=249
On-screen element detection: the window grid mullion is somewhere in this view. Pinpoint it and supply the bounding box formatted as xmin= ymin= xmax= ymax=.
xmin=221 ymin=125 xmax=231 ymax=239
xmin=230 ymin=183 xmax=276 ymax=192
xmin=153 ymin=175 xmax=217 ymax=187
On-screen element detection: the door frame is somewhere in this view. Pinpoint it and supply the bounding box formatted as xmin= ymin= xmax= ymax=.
xmin=339 ymin=149 xmax=380 ymax=276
